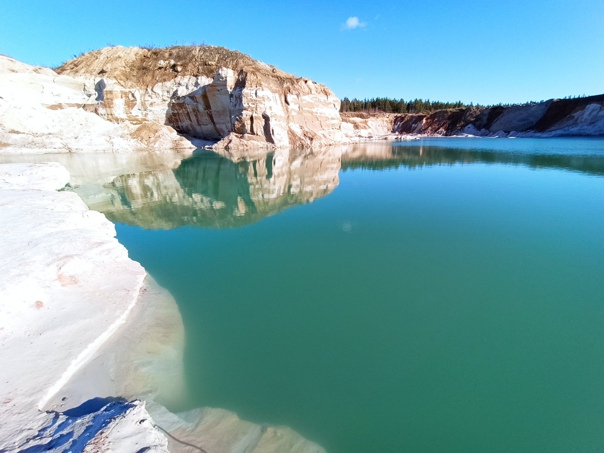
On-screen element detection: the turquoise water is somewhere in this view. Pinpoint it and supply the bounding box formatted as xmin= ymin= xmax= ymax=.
xmin=113 ymin=138 xmax=604 ymax=452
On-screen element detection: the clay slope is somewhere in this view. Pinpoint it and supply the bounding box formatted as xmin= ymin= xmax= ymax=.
xmin=57 ymin=46 xmax=346 ymax=150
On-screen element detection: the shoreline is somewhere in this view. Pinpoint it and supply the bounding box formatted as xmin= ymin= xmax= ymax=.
xmin=0 ymin=162 xmax=169 ymax=450
xmin=0 ymin=160 xmax=326 ymax=452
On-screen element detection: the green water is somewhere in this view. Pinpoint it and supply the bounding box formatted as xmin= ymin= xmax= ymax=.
xmin=112 ymin=139 xmax=604 ymax=452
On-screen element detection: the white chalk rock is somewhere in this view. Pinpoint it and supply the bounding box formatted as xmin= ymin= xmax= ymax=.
xmin=0 ymin=162 xmax=149 ymax=449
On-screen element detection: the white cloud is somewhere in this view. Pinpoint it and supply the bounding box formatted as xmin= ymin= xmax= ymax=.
xmin=343 ymin=16 xmax=366 ymax=30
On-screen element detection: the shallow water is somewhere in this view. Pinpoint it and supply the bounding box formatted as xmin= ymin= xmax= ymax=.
xmin=64 ymin=139 xmax=604 ymax=451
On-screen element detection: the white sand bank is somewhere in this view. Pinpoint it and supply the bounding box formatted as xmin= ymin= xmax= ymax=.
xmin=0 ymin=162 xmax=169 ymax=451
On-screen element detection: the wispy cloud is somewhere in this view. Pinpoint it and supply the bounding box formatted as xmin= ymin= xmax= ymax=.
xmin=343 ymin=16 xmax=366 ymax=30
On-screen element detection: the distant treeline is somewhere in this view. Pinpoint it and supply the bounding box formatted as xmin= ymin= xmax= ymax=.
xmin=340 ymin=97 xmax=476 ymax=114
xmin=341 ymin=94 xmax=595 ymax=114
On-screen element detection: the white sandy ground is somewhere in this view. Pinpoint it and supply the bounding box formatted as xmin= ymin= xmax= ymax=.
xmin=0 ymin=161 xmax=326 ymax=452
xmin=0 ymin=162 xmax=169 ymax=451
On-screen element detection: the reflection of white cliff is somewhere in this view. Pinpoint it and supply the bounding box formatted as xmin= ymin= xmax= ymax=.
xmin=340 ymin=142 xmax=403 ymax=161
xmin=246 ymin=148 xmax=341 ymax=210
xmin=92 ymin=148 xmax=341 ymax=229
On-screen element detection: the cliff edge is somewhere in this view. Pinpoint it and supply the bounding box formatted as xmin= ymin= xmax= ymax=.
xmin=0 ymin=54 xmax=195 ymax=154
xmin=57 ymin=45 xmax=346 ymax=151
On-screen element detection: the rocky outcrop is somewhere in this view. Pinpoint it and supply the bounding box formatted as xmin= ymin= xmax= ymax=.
xmin=57 ymin=46 xmax=347 ymax=150
xmin=3 ymin=45 xmax=603 ymax=154
xmin=0 ymin=55 xmax=194 ymax=154
xmin=391 ymin=94 xmax=604 ymax=137
xmin=340 ymin=112 xmax=395 ymax=140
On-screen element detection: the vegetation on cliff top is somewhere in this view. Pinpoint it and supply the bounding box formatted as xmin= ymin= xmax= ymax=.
xmin=56 ymin=45 xmax=323 ymax=91
xmin=340 ymin=97 xmax=476 ymax=114
xmin=341 ymin=94 xmax=596 ymax=115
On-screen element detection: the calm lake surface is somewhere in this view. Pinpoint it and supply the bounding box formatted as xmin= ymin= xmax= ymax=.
xmin=110 ymin=138 xmax=604 ymax=452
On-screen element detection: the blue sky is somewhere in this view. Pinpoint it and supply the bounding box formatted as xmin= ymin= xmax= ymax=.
xmin=2 ymin=0 xmax=602 ymax=105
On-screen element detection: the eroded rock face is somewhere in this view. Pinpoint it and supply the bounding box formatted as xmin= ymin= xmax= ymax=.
xmin=390 ymin=95 xmax=604 ymax=137
xmin=340 ymin=112 xmax=395 ymax=140
xmin=0 ymin=55 xmax=195 ymax=154
xmin=57 ymin=46 xmax=347 ymax=150
xmin=203 ymin=70 xmax=346 ymax=150
xmin=166 ymin=68 xmax=243 ymax=142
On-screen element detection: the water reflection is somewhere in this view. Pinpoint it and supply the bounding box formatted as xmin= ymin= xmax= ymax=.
xmin=2 ymin=140 xmax=602 ymax=231
xmin=342 ymin=140 xmax=604 ymax=175
xmin=3 ymin=139 xmax=603 ymax=451
xmin=111 ymin=139 xmax=604 ymax=452
xmin=73 ymin=140 xmax=604 ymax=229
xmin=97 ymin=148 xmax=341 ymax=229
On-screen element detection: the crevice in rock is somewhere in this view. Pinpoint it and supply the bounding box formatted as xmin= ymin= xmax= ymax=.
xmin=234 ymin=70 xmax=247 ymax=91
xmin=95 ymin=79 xmax=106 ymax=102
xmin=200 ymin=90 xmax=220 ymax=138
xmin=262 ymin=113 xmax=275 ymax=144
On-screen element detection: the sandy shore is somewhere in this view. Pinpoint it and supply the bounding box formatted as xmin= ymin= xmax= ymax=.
xmin=0 ymin=162 xmax=170 ymax=451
